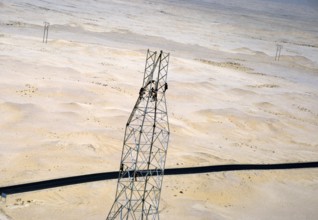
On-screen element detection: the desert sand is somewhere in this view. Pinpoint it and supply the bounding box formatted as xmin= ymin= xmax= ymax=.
xmin=0 ymin=0 xmax=318 ymax=219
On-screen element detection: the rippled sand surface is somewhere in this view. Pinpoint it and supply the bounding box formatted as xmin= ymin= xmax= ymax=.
xmin=1 ymin=0 xmax=318 ymax=219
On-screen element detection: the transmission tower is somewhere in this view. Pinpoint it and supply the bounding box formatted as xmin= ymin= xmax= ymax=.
xmin=107 ymin=50 xmax=170 ymax=220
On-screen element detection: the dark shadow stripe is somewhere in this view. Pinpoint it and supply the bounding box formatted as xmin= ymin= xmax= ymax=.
xmin=0 ymin=172 xmax=118 ymax=195
xmin=1 ymin=161 xmax=317 ymax=195
xmin=164 ymin=161 xmax=318 ymax=175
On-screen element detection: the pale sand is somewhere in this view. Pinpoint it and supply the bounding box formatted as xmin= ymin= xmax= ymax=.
xmin=0 ymin=0 xmax=318 ymax=219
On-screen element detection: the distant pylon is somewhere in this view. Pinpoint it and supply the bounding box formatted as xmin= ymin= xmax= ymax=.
xmin=107 ymin=50 xmax=170 ymax=220
xmin=43 ymin=22 xmax=49 ymax=43
xmin=275 ymin=44 xmax=283 ymax=61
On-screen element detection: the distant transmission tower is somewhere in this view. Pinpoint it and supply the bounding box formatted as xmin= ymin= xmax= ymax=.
xmin=43 ymin=21 xmax=50 ymax=43
xmin=107 ymin=50 xmax=170 ymax=220
xmin=275 ymin=44 xmax=283 ymax=61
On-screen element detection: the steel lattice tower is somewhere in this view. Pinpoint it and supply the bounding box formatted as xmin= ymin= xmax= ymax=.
xmin=107 ymin=50 xmax=170 ymax=220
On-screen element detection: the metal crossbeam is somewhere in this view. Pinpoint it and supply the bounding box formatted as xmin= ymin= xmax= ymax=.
xmin=107 ymin=50 xmax=170 ymax=220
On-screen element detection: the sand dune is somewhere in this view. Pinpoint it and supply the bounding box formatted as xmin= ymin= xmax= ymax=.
xmin=1 ymin=0 xmax=318 ymax=219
